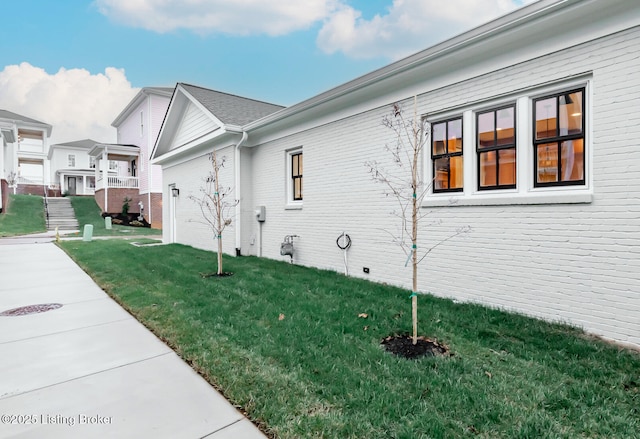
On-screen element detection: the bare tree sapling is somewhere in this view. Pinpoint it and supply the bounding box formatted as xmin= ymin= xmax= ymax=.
xmin=189 ymin=150 xmax=238 ymax=276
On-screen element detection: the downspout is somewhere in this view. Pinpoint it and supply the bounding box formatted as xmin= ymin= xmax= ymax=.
xmin=235 ymin=131 xmax=248 ymax=256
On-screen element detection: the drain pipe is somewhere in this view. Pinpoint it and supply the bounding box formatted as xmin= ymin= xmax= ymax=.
xmin=234 ymin=131 xmax=249 ymax=256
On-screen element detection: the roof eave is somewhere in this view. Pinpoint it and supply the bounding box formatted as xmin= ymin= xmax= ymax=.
xmin=243 ymin=0 xmax=579 ymax=132
xmin=112 ymin=86 xmax=175 ymax=128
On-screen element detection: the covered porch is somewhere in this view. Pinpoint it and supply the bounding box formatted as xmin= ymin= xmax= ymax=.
xmin=88 ymin=143 xmax=140 ymax=191
xmin=88 ymin=143 xmax=140 ymax=213
xmin=55 ymin=169 xmax=96 ymax=196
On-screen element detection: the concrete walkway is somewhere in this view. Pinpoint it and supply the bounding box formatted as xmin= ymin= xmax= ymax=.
xmin=0 ymin=240 xmax=267 ymax=438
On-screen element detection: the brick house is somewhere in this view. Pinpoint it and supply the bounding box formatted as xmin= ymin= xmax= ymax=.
xmin=151 ymin=0 xmax=640 ymax=349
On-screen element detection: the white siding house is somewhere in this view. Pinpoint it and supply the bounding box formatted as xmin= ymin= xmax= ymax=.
xmin=48 ymin=139 xmax=101 ymax=196
xmin=95 ymin=87 xmax=172 ymax=228
xmin=152 ymin=0 xmax=640 ymax=349
xmin=0 ymin=110 xmax=53 ymax=210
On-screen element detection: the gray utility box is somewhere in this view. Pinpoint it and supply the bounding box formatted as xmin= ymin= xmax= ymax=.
xmin=256 ymin=206 xmax=266 ymax=222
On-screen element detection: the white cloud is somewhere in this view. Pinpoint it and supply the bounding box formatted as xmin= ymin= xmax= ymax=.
xmin=0 ymin=63 xmax=138 ymax=145
xmin=317 ymin=0 xmax=538 ymax=60
xmin=96 ymin=0 xmax=343 ymax=36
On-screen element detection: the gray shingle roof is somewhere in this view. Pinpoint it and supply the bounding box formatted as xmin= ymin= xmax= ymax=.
xmin=180 ymin=83 xmax=284 ymax=126
xmin=53 ymin=139 xmax=99 ymax=149
xmin=0 ymin=109 xmax=48 ymax=125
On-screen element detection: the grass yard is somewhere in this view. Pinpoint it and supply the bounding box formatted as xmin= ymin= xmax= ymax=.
xmin=68 ymin=196 xmax=161 ymax=237
xmin=60 ymin=240 xmax=640 ymax=439
xmin=0 ymin=194 xmax=46 ymax=236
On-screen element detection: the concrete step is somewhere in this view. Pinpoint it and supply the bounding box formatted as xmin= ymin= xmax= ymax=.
xmin=45 ymin=197 xmax=79 ymax=231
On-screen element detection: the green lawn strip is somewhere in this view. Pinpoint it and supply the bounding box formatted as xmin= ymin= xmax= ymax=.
xmin=0 ymin=194 xmax=46 ymax=236
xmin=68 ymin=196 xmax=161 ymax=237
xmin=59 ymin=240 xmax=640 ymax=438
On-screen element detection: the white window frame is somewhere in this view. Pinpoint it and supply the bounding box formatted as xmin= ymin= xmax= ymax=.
xmin=424 ymin=75 xmax=593 ymax=207
xmin=68 ymin=154 xmax=76 ymax=167
xmin=109 ymin=160 xmax=118 ymax=171
xmin=89 ymin=156 xmax=96 ymax=169
xmin=285 ymin=147 xmax=303 ymax=209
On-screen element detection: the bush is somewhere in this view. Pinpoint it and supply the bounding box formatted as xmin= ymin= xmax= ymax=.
xmin=122 ymin=197 xmax=132 ymax=215
xmin=130 ymin=220 xmax=144 ymax=227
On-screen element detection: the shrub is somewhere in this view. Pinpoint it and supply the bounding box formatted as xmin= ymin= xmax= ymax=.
xmin=130 ymin=220 xmax=144 ymax=227
xmin=122 ymin=197 xmax=132 ymax=215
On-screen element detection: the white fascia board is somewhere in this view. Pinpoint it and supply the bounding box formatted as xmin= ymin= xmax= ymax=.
xmin=151 ymin=85 xmax=224 ymax=161
xmin=151 ymin=88 xmax=186 ymax=161
xmin=151 ymin=129 xmax=242 ymax=167
xmin=177 ymin=83 xmax=226 ymax=128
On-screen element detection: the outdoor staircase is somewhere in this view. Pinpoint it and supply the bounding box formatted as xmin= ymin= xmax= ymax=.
xmin=46 ymin=197 xmax=79 ymax=231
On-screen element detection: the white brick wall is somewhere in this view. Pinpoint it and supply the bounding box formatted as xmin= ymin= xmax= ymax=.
xmin=165 ymin=26 xmax=640 ymax=348
xmin=243 ymin=26 xmax=640 ymax=348
xmin=163 ymin=145 xmax=237 ymax=256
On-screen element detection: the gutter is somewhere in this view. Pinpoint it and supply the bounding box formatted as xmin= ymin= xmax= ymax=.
xmin=234 ymin=131 xmax=248 ymax=255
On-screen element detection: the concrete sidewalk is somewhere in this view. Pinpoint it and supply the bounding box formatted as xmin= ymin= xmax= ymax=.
xmin=0 ymin=242 xmax=267 ymax=438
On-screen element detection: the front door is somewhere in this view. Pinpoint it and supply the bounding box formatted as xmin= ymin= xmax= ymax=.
xmin=68 ymin=177 xmax=77 ymax=195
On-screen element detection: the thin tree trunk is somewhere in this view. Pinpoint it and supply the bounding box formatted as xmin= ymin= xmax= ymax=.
xmin=411 ymin=95 xmax=419 ymax=345
xmin=213 ymin=151 xmax=223 ymax=275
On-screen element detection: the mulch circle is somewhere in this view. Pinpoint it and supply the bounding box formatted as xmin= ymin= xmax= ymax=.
xmin=0 ymin=303 xmax=63 ymax=317
xmin=381 ymin=334 xmax=451 ymax=360
xmin=200 ymin=272 xmax=234 ymax=278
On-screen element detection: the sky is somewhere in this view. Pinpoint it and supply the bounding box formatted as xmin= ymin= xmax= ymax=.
xmin=0 ymin=0 xmax=534 ymax=145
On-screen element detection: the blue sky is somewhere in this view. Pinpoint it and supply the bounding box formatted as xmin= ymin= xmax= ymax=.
xmin=0 ymin=0 xmax=533 ymax=144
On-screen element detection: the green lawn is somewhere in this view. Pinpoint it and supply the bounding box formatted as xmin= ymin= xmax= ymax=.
xmin=60 ymin=240 xmax=640 ymax=439
xmin=0 ymin=194 xmax=46 ymax=236
xmin=68 ymin=196 xmax=161 ymax=237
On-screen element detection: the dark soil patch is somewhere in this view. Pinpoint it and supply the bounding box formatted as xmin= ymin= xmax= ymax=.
xmin=200 ymin=272 xmax=235 ymax=278
xmin=102 ymin=212 xmax=151 ymax=227
xmin=381 ymin=334 xmax=450 ymax=359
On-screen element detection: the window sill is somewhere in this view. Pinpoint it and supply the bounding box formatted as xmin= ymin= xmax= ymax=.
xmin=285 ymin=203 xmax=303 ymax=210
xmin=423 ymin=190 xmax=593 ymax=207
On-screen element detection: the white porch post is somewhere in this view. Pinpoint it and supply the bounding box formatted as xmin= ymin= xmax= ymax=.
xmin=60 ymin=173 xmax=65 ymax=193
xmin=82 ymin=175 xmax=87 ymax=195
xmin=102 ymin=148 xmax=109 ymax=212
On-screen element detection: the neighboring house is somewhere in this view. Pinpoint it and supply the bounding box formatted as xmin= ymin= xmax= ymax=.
xmin=89 ymin=87 xmax=172 ymax=228
xmin=152 ymin=0 xmax=640 ymax=349
xmin=48 ymin=139 xmax=103 ymax=196
xmin=0 ymin=110 xmax=53 ymax=211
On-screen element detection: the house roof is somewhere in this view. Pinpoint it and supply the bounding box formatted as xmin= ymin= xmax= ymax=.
xmin=179 ymin=83 xmax=284 ymax=126
xmin=51 ymin=139 xmax=100 ymax=149
xmin=0 ymin=109 xmax=47 ymax=125
xmin=0 ymin=109 xmax=52 ymax=136
xmin=112 ymin=86 xmax=175 ymax=128
xmin=48 ymin=139 xmax=103 ymax=159
xmin=88 ymin=143 xmax=140 ymax=158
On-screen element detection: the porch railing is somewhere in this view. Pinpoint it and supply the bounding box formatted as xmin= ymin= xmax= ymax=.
xmin=107 ymin=176 xmax=139 ymax=188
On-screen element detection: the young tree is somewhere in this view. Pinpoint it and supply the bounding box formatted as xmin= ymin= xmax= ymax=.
xmin=366 ymin=97 xmax=468 ymax=345
xmin=189 ymin=150 xmax=238 ymax=276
